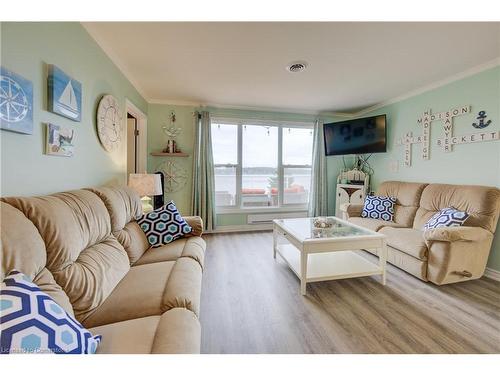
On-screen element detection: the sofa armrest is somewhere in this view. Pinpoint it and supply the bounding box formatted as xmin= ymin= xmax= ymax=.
xmin=340 ymin=203 xmax=364 ymax=220
xmin=423 ymin=226 xmax=493 ymax=243
xmin=184 ymin=216 xmax=204 ymax=237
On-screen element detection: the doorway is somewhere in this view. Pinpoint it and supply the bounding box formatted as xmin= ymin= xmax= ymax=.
xmin=127 ymin=113 xmax=139 ymax=175
xmin=125 ymin=99 xmax=148 ymax=178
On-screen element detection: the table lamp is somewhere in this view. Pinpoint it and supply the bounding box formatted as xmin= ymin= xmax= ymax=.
xmin=128 ymin=173 xmax=163 ymax=213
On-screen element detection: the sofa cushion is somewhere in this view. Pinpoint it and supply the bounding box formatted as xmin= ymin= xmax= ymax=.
xmin=349 ymin=217 xmax=406 ymax=232
xmin=379 ymin=227 xmax=428 ymax=260
xmin=90 ymin=308 xmax=200 ymax=354
xmin=88 ymin=187 xmax=149 ymax=264
xmin=83 ymin=256 xmax=202 ymax=327
xmin=82 ymin=261 xmax=175 ymax=328
xmin=377 ymin=181 xmax=428 ymax=227
xmin=366 ymin=247 xmax=427 ymax=280
xmin=138 ymin=201 xmax=192 ymax=247
xmin=3 ymin=190 xmax=131 ymax=322
xmin=1 ymin=271 xmax=101 ymax=354
xmin=0 ymin=202 xmax=46 ymax=281
xmin=414 ymin=183 xmax=500 ymax=232
xmin=134 ymin=236 xmax=206 ymax=269
xmin=91 ymin=316 xmax=160 ymax=354
xmin=0 ymin=202 xmax=73 ymax=316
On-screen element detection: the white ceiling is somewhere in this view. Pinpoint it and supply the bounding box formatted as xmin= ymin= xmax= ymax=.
xmin=83 ymin=22 xmax=500 ymax=113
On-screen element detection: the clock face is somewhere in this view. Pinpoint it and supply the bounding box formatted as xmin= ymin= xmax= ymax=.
xmin=96 ymin=94 xmax=123 ymax=152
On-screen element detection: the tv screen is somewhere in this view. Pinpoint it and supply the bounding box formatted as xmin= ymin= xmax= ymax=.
xmin=323 ymin=115 xmax=387 ymax=156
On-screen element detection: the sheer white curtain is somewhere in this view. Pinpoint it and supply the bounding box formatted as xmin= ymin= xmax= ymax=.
xmin=308 ymin=119 xmax=328 ymax=217
xmin=191 ymin=111 xmax=216 ymax=231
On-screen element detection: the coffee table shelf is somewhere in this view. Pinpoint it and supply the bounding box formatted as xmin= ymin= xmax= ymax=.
xmin=276 ymin=244 xmax=383 ymax=283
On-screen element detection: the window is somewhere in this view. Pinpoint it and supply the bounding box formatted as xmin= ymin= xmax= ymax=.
xmin=211 ymin=119 xmax=314 ymax=211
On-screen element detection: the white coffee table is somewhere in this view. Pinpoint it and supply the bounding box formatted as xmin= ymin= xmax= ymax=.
xmin=273 ymin=217 xmax=387 ymax=295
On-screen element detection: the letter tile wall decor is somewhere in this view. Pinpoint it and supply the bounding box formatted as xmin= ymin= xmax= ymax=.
xmin=397 ymin=105 xmax=498 ymax=167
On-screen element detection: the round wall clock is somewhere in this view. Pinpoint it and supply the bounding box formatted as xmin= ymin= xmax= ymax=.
xmin=96 ymin=94 xmax=123 ymax=152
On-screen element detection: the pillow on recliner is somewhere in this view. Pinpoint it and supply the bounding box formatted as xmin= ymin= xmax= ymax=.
xmin=423 ymin=207 xmax=469 ymax=230
xmin=0 ymin=270 xmax=101 ymax=354
xmin=361 ymin=195 xmax=396 ymax=222
xmin=137 ymin=201 xmax=192 ymax=247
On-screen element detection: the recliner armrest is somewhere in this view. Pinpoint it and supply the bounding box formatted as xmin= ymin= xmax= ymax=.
xmin=340 ymin=203 xmax=364 ymax=219
xmin=183 ymin=216 xmax=204 ymax=237
xmin=423 ymin=226 xmax=493 ymax=243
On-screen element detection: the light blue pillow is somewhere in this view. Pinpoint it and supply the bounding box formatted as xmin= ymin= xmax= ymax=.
xmin=423 ymin=207 xmax=469 ymax=230
xmin=137 ymin=200 xmax=192 ymax=247
xmin=0 ymin=270 xmax=101 ymax=354
xmin=361 ymin=195 xmax=397 ymax=222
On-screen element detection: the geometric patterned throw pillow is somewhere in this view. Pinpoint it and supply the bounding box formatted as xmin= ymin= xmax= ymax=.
xmin=137 ymin=200 xmax=192 ymax=247
xmin=423 ymin=207 xmax=469 ymax=230
xmin=361 ymin=195 xmax=397 ymax=222
xmin=0 ymin=270 xmax=101 ymax=354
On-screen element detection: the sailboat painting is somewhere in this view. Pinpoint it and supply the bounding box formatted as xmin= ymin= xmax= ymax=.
xmin=48 ymin=65 xmax=82 ymax=122
xmin=46 ymin=123 xmax=75 ymax=157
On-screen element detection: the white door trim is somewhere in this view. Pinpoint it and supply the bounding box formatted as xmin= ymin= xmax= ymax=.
xmin=125 ymin=99 xmax=147 ymax=174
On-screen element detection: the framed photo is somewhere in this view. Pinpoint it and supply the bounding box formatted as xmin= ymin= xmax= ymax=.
xmin=0 ymin=67 xmax=34 ymax=134
xmin=46 ymin=123 xmax=75 ymax=157
xmin=48 ymin=65 xmax=82 ymax=122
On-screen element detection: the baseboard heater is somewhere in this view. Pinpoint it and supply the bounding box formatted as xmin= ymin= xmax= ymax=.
xmin=247 ymin=212 xmax=307 ymax=225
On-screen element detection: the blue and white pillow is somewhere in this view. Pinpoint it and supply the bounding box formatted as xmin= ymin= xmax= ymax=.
xmin=423 ymin=207 xmax=469 ymax=230
xmin=0 ymin=270 xmax=101 ymax=354
xmin=361 ymin=195 xmax=397 ymax=222
xmin=137 ymin=201 xmax=192 ymax=247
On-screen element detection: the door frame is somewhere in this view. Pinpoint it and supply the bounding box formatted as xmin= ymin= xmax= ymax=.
xmin=125 ymin=99 xmax=147 ymax=173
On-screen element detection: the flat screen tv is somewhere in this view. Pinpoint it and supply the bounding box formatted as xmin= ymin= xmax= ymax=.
xmin=323 ymin=114 xmax=387 ymax=156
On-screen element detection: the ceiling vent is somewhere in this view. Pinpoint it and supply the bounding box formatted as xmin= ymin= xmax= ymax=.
xmin=286 ymin=61 xmax=308 ymax=73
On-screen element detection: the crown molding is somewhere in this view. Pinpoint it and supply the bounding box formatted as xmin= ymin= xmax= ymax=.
xmin=352 ymin=57 xmax=500 ymax=117
xmin=81 ymin=23 xmax=149 ymax=101
xmin=149 ymin=98 xmax=355 ymax=118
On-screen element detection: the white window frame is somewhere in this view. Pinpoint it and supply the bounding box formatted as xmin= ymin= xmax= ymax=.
xmin=212 ymin=117 xmax=314 ymax=214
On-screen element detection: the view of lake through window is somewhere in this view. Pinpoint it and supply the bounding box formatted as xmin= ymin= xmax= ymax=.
xmin=211 ymin=121 xmax=313 ymax=209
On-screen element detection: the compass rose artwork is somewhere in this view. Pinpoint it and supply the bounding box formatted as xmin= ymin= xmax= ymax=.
xmin=0 ymin=67 xmax=33 ymax=134
xmin=156 ymin=161 xmax=188 ymax=193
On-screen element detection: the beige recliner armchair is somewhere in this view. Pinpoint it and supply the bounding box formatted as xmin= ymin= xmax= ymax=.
xmin=342 ymin=181 xmax=500 ymax=285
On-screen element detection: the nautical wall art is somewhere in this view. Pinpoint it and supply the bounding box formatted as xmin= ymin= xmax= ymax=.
xmin=46 ymin=123 xmax=75 ymax=157
xmin=48 ymin=65 xmax=82 ymax=122
xmin=0 ymin=67 xmax=34 ymax=134
xmin=397 ymin=105 xmax=497 ymax=167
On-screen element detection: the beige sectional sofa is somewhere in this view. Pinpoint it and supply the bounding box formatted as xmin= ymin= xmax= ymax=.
xmin=1 ymin=186 xmax=206 ymax=354
xmin=342 ymin=181 xmax=500 ymax=285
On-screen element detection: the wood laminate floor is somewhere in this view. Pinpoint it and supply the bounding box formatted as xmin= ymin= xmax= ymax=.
xmin=199 ymin=231 xmax=500 ymax=354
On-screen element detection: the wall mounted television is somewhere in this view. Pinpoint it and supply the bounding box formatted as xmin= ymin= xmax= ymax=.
xmin=323 ymin=114 xmax=387 ymax=156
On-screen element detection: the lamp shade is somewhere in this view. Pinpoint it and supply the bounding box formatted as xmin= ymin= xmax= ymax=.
xmin=128 ymin=173 xmax=162 ymax=197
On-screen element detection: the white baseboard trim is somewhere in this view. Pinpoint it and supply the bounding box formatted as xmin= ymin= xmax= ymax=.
xmin=484 ymin=267 xmax=500 ymax=281
xmin=207 ymin=224 xmax=272 ymax=234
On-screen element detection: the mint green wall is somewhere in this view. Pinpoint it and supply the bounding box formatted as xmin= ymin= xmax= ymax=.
xmin=359 ymin=66 xmax=500 ymax=271
xmin=147 ymin=104 xmax=196 ymax=215
xmin=0 ymin=22 xmax=148 ymax=197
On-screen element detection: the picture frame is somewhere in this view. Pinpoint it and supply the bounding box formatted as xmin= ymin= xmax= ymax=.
xmin=48 ymin=64 xmax=82 ymax=122
xmin=45 ymin=123 xmax=75 ymax=157
xmin=0 ymin=66 xmax=34 ymax=135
